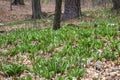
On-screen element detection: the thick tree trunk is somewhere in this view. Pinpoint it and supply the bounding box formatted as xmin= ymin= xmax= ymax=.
xmin=32 ymin=0 xmax=42 ymax=19
xmin=112 ymin=0 xmax=120 ymax=10
xmin=12 ymin=0 xmax=25 ymax=5
xmin=53 ymin=0 xmax=62 ymax=30
xmin=62 ymin=0 xmax=82 ymax=21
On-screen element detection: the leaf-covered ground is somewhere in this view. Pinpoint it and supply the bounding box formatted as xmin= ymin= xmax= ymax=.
xmin=0 ymin=0 xmax=55 ymax=23
xmin=0 ymin=10 xmax=120 ymax=80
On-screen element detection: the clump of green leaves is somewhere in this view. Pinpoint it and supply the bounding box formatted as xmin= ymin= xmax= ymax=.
xmin=1 ymin=64 xmax=26 ymax=76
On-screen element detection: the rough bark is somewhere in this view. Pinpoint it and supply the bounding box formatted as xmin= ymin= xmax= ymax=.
xmin=32 ymin=0 xmax=42 ymax=19
xmin=12 ymin=0 xmax=25 ymax=5
xmin=53 ymin=0 xmax=62 ymax=30
xmin=112 ymin=0 xmax=120 ymax=10
xmin=62 ymin=0 xmax=82 ymax=21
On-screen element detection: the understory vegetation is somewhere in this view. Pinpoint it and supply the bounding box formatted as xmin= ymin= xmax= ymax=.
xmin=0 ymin=10 xmax=120 ymax=80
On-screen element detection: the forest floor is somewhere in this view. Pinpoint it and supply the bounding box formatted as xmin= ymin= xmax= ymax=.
xmin=0 ymin=0 xmax=55 ymax=23
xmin=0 ymin=0 xmax=55 ymax=32
xmin=0 ymin=0 xmax=32 ymax=23
xmin=0 ymin=0 xmax=120 ymax=80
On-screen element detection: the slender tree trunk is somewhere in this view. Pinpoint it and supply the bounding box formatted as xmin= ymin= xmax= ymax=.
xmin=62 ymin=0 xmax=82 ymax=21
xmin=32 ymin=0 xmax=42 ymax=19
xmin=10 ymin=0 xmax=13 ymax=10
xmin=53 ymin=0 xmax=62 ymax=30
xmin=12 ymin=0 xmax=25 ymax=5
xmin=112 ymin=0 xmax=120 ymax=10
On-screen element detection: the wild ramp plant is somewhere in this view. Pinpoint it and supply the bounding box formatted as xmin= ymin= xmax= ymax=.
xmin=1 ymin=64 xmax=26 ymax=77
xmin=33 ymin=56 xmax=86 ymax=79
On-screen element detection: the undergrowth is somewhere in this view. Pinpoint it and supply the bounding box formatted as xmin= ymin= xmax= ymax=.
xmin=0 ymin=10 xmax=120 ymax=80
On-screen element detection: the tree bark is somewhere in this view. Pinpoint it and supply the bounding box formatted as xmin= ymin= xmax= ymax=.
xmin=62 ymin=0 xmax=82 ymax=21
xmin=12 ymin=0 xmax=25 ymax=5
xmin=112 ymin=0 xmax=120 ymax=10
xmin=32 ymin=0 xmax=42 ymax=19
xmin=53 ymin=0 xmax=62 ymax=30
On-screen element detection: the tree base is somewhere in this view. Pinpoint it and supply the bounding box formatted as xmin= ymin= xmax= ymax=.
xmin=61 ymin=13 xmax=79 ymax=21
xmin=11 ymin=0 xmax=25 ymax=5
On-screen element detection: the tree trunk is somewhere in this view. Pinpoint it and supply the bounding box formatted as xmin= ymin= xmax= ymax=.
xmin=12 ymin=0 xmax=25 ymax=5
xmin=112 ymin=0 xmax=120 ymax=10
xmin=53 ymin=0 xmax=62 ymax=30
xmin=32 ymin=0 xmax=42 ymax=19
xmin=62 ymin=0 xmax=82 ymax=21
